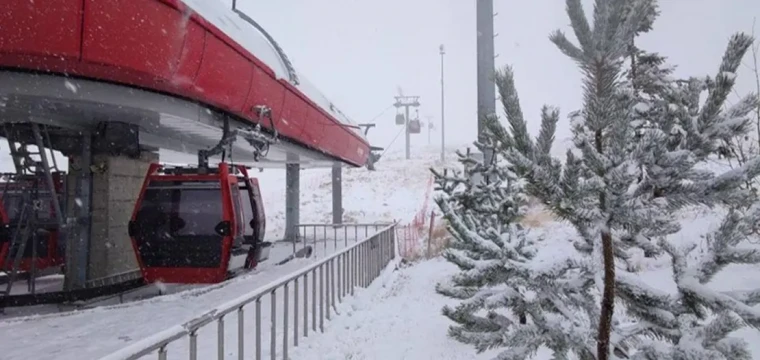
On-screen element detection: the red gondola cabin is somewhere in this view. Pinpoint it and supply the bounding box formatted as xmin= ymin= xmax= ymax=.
xmin=128 ymin=163 xmax=269 ymax=284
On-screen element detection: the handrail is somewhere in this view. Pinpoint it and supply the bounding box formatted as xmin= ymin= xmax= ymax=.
xmin=101 ymin=221 xmax=398 ymax=360
xmin=294 ymin=222 xmax=391 ymax=227
xmin=293 ymin=222 xmax=393 ymax=256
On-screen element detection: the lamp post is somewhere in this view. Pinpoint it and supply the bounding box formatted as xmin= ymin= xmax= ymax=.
xmin=439 ymin=44 xmax=446 ymax=162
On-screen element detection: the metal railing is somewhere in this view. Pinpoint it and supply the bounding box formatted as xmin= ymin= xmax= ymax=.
xmin=292 ymin=222 xmax=391 ymax=256
xmin=100 ymin=222 xmax=398 ymax=360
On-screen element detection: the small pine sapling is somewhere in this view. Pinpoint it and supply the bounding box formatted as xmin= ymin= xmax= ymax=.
xmin=432 ymin=130 xmax=600 ymax=360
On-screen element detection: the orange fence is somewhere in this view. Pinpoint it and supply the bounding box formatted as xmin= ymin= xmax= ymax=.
xmin=396 ymin=175 xmax=437 ymax=260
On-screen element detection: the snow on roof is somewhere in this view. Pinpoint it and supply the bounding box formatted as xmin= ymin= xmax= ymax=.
xmin=180 ymin=0 xmax=365 ymax=139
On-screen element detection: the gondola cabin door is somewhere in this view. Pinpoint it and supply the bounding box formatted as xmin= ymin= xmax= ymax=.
xmin=236 ymin=170 xmax=269 ymax=269
xmin=129 ymin=164 xmax=237 ymax=284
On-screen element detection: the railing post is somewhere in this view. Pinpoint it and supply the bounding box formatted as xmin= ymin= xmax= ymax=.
xmin=256 ymin=298 xmax=262 ymax=360
xmin=331 ymin=258 xmax=337 ymax=308
xmin=312 ymin=268 xmax=317 ymax=332
xmin=283 ymin=283 xmax=289 ymax=359
xmin=302 ymin=226 xmax=307 ymax=255
xmin=270 ymin=290 xmax=277 ymax=360
xmin=343 ymin=251 xmax=348 ymax=298
xmin=325 ymin=261 xmax=331 ymax=321
xmin=362 ymin=241 xmax=370 ymax=289
xmin=375 ymin=235 xmax=380 ymax=278
xmin=359 ymin=243 xmax=365 ymax=287
xmin=354 ymin=245 xmax=360 ymax=290
xmin=238 ymin=307 xmax=244 ymax=360
xmin=374 ymin=235 xmax=379 ymax=279
xmin=217 ymin=315 xmax=225 ymax=360
xmin=336 ymin=257 xmax=341 ymax=304
xmin=294 ymin=277 xmax=299 ymax=347
xmin=319 ymin=264 xmax=325 ymax=332
xmin=303 ymin=272 xmax=309 ymax=338
xmin=189 ymin=330 xmax=198 ymax=360
xmin=367 ymin=237 xmax=375 ymax=287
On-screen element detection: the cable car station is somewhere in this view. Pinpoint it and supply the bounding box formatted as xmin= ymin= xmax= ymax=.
xmin=0 ymin=0 xmax=381 ymax=310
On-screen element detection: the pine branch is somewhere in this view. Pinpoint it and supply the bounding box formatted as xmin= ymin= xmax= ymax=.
xmin=698 ymin=34 xmax=754 ymax=133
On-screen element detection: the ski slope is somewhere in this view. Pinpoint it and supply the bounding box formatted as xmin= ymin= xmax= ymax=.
xmin=0 ymin=145 xmax=455 ymax=360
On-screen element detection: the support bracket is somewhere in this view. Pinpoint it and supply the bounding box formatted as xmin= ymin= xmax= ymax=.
xmin=357 ymin=123 xmax=376 ymax=137
xmin=198 ymin=108 xmax=279 ymax=168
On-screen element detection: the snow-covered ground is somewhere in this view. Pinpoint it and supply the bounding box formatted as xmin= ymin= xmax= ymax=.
xmin=289 ymin=220 xmax=570 ymax=360
xmin=257 ymin=145 xmax=456 ymax=240
xmin=0 ymin=145 xmax=456 ymax=360
xmin=289 ymin=207 xmax=760 ymax=359
xmin=286 ymin=203 xmax=760 ymax=359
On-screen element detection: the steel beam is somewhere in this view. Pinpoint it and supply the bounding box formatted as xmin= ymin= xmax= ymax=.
xmin=331 ymin=163 xmax=342 ymax=224
xmin=284 ymin=163 xmax=300 ymax=241
xmin=476 ymin=0 xmax=496 ymax=174
xmin=64 ymin=133 xmax=93 ymax=290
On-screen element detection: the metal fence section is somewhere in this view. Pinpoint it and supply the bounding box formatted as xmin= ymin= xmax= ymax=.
xmin=100 ymin=222 xmax=397 ymax=360
xmin=292 ymin=223 xmax=390 ymax=258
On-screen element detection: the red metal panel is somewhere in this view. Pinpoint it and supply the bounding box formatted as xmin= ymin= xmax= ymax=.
xmin=279 ymin=90 xmax=309 ymax=140
xmin=193 ymin=34 xmax=252 ymax=112
xmin=348 ymin=136 xmax=369 ymax=165
xmin=242 ymin=66 xmax=286 ymax=132
xmin=341 ymin=135 xmax=358 ymax=164
xmin=172 ymin=21 xmax=205 ymax=90
xmin=0 ymin=0 xmax=82 ymax=60
xmin=0 ymin=0 xmax=369 ymax=167
xmin=300 ymin=108 xmax=326 ymax=148
xmin=82 ymin=0 xmax=186 ymax=83
xmin=329 ymin=128 xmax=349 ymax=160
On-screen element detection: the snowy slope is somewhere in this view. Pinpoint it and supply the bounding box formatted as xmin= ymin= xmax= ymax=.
xmin=288 ymin=206 xmax=760 ymax=359
xmin=287 ymin=157 xmax=760 ymax=359
xmin=289 ymin=223 xmax=572 ymax=360
xmin=256 ymin=144 xmax=460 ymax=239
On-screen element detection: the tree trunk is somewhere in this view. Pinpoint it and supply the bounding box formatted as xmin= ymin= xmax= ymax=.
xmin=597 ymin=229 xmax=616 ymax=360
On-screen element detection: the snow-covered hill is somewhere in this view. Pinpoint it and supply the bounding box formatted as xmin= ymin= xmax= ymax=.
xmin=254 ymin=144 xmax=463 ymax=239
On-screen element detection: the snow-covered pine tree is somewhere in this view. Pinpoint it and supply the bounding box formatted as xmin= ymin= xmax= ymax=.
xmin=431 ymin=133 xmax=520 ymax=237
xmin=486 ymin=0 xmax=760 ymax=358
xmin=432 ymin=128 xmax=603 ymax=360
xmin=615 ymin=33 xmax=760 ymax=360
xmin=486 ymin=1 xmax=665 ymax=357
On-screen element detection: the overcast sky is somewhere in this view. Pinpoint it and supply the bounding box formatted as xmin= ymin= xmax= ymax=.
xmin=242 ymin=0 xmax=760 ymax=157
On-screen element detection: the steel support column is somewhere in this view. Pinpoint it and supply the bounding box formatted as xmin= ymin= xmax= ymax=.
xmin=476 ymin=0 xmax=497 ymax=178
xmin=64 ymin=133 xmax=93 ymax=291
xmin=331 ymin=163 xmax=342 ymax=224
xmin=284 ymin=163 xmax=300 ymax=241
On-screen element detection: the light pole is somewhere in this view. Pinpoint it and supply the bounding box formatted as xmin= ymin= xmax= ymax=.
xmin=439 ymin=44 xmax=446 ymax=162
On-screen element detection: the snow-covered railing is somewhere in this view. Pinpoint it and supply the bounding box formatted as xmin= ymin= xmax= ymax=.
xmin=99 ymin=222 xmax=398 ymax=360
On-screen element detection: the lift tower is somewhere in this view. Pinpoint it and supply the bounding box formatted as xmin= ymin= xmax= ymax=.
xmin=394 ymin=96 xmax=421 ymax=160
